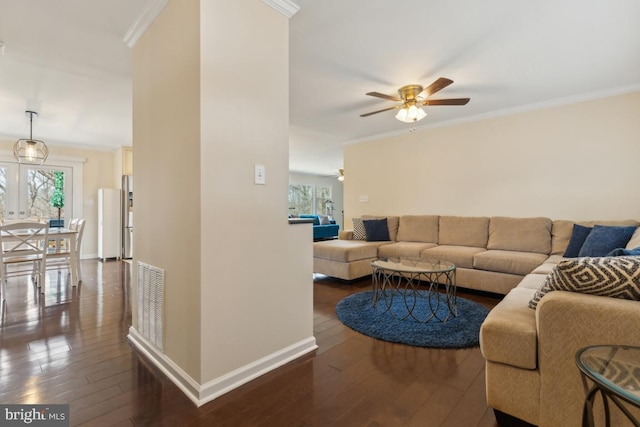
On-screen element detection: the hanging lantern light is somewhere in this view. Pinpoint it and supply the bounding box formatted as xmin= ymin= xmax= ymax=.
xmin=14 ymin=110 xmax=49 ymax=165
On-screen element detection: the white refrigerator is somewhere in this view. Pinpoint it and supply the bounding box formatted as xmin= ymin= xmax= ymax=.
xmin=98 ymin=188 xmax=121 ymax=260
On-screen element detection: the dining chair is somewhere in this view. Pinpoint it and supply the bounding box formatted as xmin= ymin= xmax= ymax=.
xmin=42 ymin=218 xmax=86 ymax=283
xmin=0 ymin=221 xmax=49 ymax=301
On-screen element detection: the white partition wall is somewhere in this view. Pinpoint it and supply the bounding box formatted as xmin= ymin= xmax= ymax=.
xmin=130 ymin=0 xmax=314 ymax=407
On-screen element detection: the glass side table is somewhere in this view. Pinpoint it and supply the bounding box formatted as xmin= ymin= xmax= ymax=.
xmin=575 ymin=345 xmax=640 ymax=427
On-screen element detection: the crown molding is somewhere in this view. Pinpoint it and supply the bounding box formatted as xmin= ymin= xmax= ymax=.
xmin=124 ymin=1 xmax=298 ymax=47
xmin=123 ymin=0 xmax=170 ymax=48
xmin=262 ymin=0 xmax=300 ymax=18
xmin=346 ymin=84 xmax=640 ymax=146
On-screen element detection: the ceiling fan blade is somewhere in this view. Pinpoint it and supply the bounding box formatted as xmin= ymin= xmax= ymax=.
xmin=423 ymin=98 xmax=470 ymax=106
xmin=365 ymin=92 xmax=402 ymax=102
xmin=360 ymin=106 xmax=400 ymax=117
xmin=417 ymin=77 xmax=454 ymax=99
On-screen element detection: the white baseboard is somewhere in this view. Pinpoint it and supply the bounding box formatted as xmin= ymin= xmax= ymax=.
xmin=128 ymin=327 xmax=317 ymax=407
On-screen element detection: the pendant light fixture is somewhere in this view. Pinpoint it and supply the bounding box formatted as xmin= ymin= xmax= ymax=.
xmin=14 ymin=110 xmax=49 ymax=165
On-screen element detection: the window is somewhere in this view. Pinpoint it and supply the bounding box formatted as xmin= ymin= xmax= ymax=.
xmin=0 ymin=167 xmax=6 ymax=219
xmin=288 ymin=184 xmax=314 ymax=215
xmin=316 ymin=186 xmax=333 ymax=217
xmin=0 ymin=153 xmax=82 ymax=225
xmin=27 ymin=169 xmax=67 ymax=221
xmin=288 ymin=183 xmax=334 ymax=217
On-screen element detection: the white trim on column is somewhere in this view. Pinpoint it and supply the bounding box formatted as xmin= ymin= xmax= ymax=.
xmin=123 ymin=0 xmax=170 ymax=48
xmin=262 ymin=0 xmax=300 ymax=18
xmin=128 ymin=327 xmax=317 ymax=407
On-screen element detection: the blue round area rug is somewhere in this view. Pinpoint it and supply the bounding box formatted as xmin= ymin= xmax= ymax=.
xmin=335 ymin=290 xmax=490 ymax=348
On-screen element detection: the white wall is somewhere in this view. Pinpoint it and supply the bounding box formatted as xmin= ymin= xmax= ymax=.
xmin=133 ymin=0 xmax=202 ymax=381
xmin=343 ymin=91 xmax=640 ymax=227
xmin=199 ymin=0 xmax=314 ymax=384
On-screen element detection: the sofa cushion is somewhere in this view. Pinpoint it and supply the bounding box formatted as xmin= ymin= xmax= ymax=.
xmin=396 ymin=215 xmax=439 ymax=243
xmin=518 ymin=273 xmax=548 ymax=290
xmin=352 ymin=218 xmax=366 ymax=240
xmin=339 ymin=230 xmax=353 ymax=240
xmin=529 ymin=256 xmax=640 ymax=309
xmin=421 ymin=245 xmax=486 ymax=269
xmin=378 ymin=242 xmax=437 ymax=259
xmin=578 ymin=225 xmax=637 ymax=257
xmin=530 ymin=254 xmax=564 ymax=275
xmin=363 ymin=215 xmax=400 ymax=241
xmin=363 ymin=218 xmax=390 ymax=241
xmin=550 ymin=220 xmax=575 ymax=255
xmin=627 ymin=227 xmax=640 ymax=249
xmin=474 ymin=250 xmax=549 ymax=276
xmin=480 ymin=287 xmax=538 ymax=370
xmin=563 ymin=224 xmax=593 ymax=257
xmin=438 ymin=216 xmax=489 ymax=247
xmin=487 ymin=216 xmax=552 ymax=254
xmin=313 ymin=239 xmax=389 ymax=262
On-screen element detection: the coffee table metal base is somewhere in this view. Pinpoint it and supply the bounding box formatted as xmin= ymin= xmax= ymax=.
xmin=371 ymin=258 xmax=457 ymax=323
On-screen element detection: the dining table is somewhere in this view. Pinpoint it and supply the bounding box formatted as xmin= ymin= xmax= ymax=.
xmin=1 ymin=227 xmax=80 ymax=287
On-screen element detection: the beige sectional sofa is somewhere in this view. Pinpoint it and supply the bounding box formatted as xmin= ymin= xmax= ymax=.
xmin=314 ymin=214 xmax=558 ymax=295
xmin=314 ymin=214 xmax=640 ymax=426
xmin=481 ymin=220 xmax=640 ymax=427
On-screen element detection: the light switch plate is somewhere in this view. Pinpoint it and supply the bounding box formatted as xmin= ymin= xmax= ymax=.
xmin=254 ymin=164 xmax=266 ymax=185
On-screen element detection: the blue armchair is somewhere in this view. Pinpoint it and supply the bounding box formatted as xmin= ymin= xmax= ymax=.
xmin=298 ymin=214 xmax=339 ymax=240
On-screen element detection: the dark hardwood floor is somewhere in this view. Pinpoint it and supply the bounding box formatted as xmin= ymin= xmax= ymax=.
xmin=0 ymin=260 xmax=502 ymax=426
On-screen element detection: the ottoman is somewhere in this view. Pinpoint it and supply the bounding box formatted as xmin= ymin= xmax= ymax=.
xmin=313 ymin=239 xmax=392 ymax=281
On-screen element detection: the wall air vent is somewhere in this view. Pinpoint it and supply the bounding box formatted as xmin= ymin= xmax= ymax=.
xmin=137 ymin=261 xmax=164 ymax=351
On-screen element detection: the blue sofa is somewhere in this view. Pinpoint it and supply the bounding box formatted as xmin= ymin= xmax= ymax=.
xmin=298 ymin=214 xmax=339 ymax=240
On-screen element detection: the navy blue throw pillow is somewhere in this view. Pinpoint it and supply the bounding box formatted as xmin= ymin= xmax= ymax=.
xmin=363 ymin=218 xmax=390 ymax=241
xmin=578 ymin=225 xmax=637 ymax=257
xmin=563 ymin=224 xmax=593 ymax=257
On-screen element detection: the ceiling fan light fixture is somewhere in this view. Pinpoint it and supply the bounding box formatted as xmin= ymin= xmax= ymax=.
xmin=14 ymin=111 xmax=48 ymax=165
xmin=361 ymin=77 xmax=469 ymax=126
xmin=395 ymin=104 xmax=426 ymax=123
xmin=337 ymin=168 xmax=344 ymax=181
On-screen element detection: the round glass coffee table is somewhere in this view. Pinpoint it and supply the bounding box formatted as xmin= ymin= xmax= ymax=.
xmin=576 ymin=345 xmax=640 ymax=427
xmin=370 ymin=257 xmax=457 ymax=323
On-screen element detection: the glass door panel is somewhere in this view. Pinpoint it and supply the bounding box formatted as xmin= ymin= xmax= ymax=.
xmin=0 ymin=162 xmax=20 ymax=221
xmin=21 ymin=166 xmax=73 ymax=225
xmin=0 ymin=162 xmax=73 ymax=225
xmin=0 ymin=167 xmax=6 ymax=219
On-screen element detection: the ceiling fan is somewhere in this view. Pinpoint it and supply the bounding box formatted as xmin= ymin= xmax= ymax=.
xmin=360 ymin=77 xmax=470 ymax=124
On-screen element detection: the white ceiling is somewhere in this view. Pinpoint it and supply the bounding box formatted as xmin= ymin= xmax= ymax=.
xmin=0 ymin=0 xmax=160 ymax=150
xmin=1 ymin=1 xmax=639 ymax=174
xmin=289 ymin=0 xmax=640 ymax=176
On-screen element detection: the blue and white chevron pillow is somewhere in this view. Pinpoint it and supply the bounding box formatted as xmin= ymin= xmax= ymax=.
xmin=529 ymin=256 xmax=640 ymax=309
xmin=352 ymin=217 xmax=366 ymax=240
